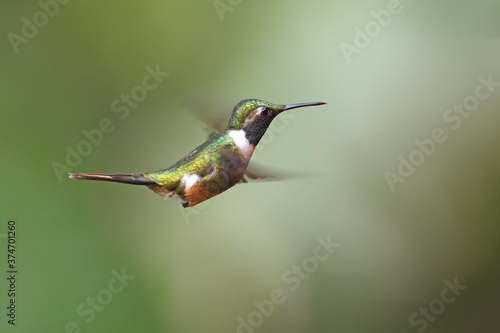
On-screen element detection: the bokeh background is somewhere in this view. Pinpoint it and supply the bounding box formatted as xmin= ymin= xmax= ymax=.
xmin=2 ymin=1 xmax=500 ymax=332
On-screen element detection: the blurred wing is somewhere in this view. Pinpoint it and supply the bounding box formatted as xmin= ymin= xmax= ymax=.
xmin=240 ymin=163 xmax=298 ymax=183
xmin=244 ymin=166 xmax=277 ymax=180
xmin=180 ymin=91 xmax=232 ymax=136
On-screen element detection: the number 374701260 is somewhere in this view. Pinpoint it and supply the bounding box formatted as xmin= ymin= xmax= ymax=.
xmin=7 ymin=220 xmax=16 ymax=270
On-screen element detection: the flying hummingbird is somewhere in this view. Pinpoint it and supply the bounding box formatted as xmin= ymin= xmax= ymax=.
xmin=69 ymin=99 xmax=325 ymax=207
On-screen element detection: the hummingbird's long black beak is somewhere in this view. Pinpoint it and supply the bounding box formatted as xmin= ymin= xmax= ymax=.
xmin=283 ymin=102 xmax=326 ymax=111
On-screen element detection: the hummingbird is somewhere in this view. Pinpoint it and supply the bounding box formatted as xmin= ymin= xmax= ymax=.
xmin=69 ymin=99 xmax=326 ymax=207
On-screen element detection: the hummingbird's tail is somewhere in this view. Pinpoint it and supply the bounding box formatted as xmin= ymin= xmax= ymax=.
xmin=68 ymin=172 xmax=156 ymax=185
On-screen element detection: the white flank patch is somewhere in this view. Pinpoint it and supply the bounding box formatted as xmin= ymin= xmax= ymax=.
xmin=229 ymin=130 xmax=255 ymax=160
xmin=181 ymin=173 xmax=200 ymax=191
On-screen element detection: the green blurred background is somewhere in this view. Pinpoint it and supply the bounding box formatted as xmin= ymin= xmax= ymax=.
xmin=2 ymin=0 xmax=500 ymax=332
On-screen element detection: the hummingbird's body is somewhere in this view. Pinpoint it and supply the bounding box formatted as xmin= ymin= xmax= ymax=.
xmin=69 ymin=99 xmax=325 ymax=207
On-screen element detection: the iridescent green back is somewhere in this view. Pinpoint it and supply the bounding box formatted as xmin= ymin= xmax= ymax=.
xmin=143 ymin=132 xmax=235 ymax=189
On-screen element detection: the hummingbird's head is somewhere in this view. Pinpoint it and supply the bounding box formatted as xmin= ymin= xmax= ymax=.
xmin=227 ymin=99 xmax=325 ymax=145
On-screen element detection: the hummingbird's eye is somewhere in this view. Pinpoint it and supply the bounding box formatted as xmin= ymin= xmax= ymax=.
xmin=260 ymin=107 xmax=270 ymax=117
